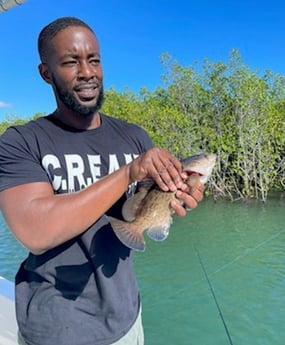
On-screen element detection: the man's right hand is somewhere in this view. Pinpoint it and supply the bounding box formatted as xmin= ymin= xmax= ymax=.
xmin=128 ymin=147 xmax=187 ymax=192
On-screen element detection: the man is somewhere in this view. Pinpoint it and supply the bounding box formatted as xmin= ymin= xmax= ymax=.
xmin=0 ymin=17 xmax=204 ymax=345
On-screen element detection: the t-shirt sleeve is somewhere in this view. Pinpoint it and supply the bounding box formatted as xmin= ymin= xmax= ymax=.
xmin=0 ymin=126 xmax=50 ymax=191
xmin=131 ymin=124 xmax=154 ymax=152
xmin=140 ymin=129 xmax=153 ymax=151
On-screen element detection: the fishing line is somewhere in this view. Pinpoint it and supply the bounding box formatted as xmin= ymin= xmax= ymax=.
xmin=207 ymin=229 xmax=285 ymax=277
xmin=195 ymin=247 xmax=234 ymax=345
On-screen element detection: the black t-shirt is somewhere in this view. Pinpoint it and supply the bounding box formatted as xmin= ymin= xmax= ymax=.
xmin=0 ymin=113 xmax=153 ymax=345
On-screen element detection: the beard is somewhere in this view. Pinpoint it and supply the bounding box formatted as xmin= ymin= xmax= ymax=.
xmin=52 ymin=76 xmax=104 ymax=116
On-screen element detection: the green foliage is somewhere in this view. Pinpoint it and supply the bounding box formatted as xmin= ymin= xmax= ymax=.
xmin=103 ymin=49 xmax=285 ymax=201
xmin=0 ymin=115 xmax=27 ymax=134
xmin=0 ymin=112 xmax=45 ymax=135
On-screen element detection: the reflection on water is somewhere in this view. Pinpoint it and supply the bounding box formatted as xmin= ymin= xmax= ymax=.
xmin=0 ymin=195 xmax=284 ymax=344
xmin=0 ymin=213 xmax=27 ymax=281
xmin=134 ymin=195 xmax=285 ymax=345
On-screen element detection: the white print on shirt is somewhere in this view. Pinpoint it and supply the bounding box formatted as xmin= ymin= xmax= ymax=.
xmin=42 ymin=153 xmax=139 ymax=193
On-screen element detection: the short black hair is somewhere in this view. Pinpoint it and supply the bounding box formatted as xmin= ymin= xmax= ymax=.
xmin=38 ymin=16 xmax=94 ymax=62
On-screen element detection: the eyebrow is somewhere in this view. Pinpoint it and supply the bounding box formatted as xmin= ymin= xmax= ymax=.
xmin=61 ymin=52 xmax=101 ymax=59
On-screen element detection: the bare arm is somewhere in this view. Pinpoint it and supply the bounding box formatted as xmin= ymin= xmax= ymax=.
xmin=0 ymin=147 xmax=199 ymax=255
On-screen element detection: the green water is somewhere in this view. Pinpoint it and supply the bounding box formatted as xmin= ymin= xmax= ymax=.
xmin=0 ymin=195 xmax=284 ymax=344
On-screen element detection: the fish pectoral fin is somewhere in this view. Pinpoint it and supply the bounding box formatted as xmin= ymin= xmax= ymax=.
xmin=146 ymin=222 xmax=171 ymax=242
xmin=108 ymin=217 xmax=146 ymax=252
xmin=122 ymin=190 xmax=148 ymax=222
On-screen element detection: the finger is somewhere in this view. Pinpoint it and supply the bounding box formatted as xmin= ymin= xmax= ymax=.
xmin=170 ymin=199 xmax=187 ymax=217
xmin=189 ymin=183 xmax=205 ymax=202
xmin=152 ymin=173 xmax=172 ymax=192
xmin=164 ymin=157 xmax=185 ymax=188
xmin=153 ymin=155 xmax=184 ymax=191
xmin=175 ymin=190 xmax=199 ymax=209
xmin=195 ymin=182 xmax=205 ymax=193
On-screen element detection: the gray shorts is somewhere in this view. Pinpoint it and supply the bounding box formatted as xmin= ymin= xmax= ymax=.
xmin=18 ymin=307 xmax=144 ymax=345
xmin=111 ymin=306 xmax=144 ymax=345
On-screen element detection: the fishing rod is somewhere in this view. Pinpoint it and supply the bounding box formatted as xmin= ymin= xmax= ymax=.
xmin=195 ymin=247 xmax=234 ymax=345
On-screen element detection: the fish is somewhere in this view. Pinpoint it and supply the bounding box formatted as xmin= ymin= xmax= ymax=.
xmin=108 ymin=153 xmax=216 ymax=252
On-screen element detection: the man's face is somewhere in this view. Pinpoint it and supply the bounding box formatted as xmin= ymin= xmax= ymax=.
xmin=44 ymin=26 xmax=104 ymax=116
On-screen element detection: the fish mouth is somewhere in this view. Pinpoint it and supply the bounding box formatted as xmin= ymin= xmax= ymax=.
xmin=184 ymin=170 xmax=203 ymax=176
xmin=182 ymin=153 xmax=216 ymax=181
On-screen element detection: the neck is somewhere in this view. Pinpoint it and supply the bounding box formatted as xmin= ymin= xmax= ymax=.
xmin=52 ymin=109 xmax=101 ymax=130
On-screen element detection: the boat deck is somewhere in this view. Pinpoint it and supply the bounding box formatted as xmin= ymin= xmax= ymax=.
xmin=0 ymin=277 xmax=18 ymax=345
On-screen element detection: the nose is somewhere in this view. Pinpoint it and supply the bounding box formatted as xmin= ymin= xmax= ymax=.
xmin=78 ymin=61 xmax=96 ymax=80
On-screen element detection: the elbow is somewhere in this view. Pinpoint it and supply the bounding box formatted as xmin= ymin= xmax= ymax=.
xmin=7 ymin=226 xmax=46 ymax=255
xmin=12 ymin=223 xmax=55 ymax=255
xmin=19 ymin=237 xmax=51 ymax=256
xmin=28 ymin=246 xmax=49 ymax=256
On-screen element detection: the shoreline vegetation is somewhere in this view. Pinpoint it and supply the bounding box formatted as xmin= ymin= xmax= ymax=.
xmin=1 ymin=50 xmax=284 ymax=202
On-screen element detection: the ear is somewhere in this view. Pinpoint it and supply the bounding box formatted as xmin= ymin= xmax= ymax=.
xmin=38 ymin=63 xmax=52 ymax=84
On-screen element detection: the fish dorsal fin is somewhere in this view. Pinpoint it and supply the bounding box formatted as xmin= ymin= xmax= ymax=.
xmin=122 ymin=189 xmax=148 ymax=222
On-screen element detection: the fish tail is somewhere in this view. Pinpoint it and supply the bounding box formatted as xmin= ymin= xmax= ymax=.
xmin=108 ymin=217 xmax=146 ymax=252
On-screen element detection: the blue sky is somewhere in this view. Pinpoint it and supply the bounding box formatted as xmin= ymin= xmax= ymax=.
xmin=1 ymin=0 xmax=285 ymax=120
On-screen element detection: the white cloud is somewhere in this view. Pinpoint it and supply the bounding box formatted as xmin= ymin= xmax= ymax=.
xmin=0 ymin=101 xmax=11 ymax=108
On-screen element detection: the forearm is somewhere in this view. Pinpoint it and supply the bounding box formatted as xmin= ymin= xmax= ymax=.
xmin=1 ymin=164 xmax=131 ymax=255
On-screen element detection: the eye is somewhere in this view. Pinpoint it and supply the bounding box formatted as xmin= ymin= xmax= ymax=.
xmin=62 ymin=60 xmax=78 ymax=66
xmin=90 ymin=58 xmax=100 ymax=66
